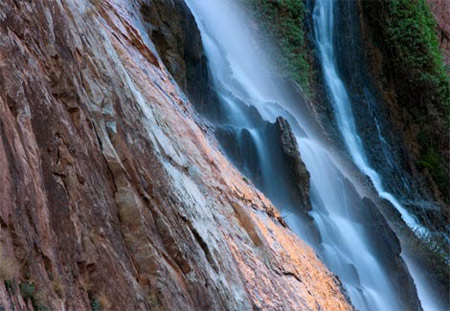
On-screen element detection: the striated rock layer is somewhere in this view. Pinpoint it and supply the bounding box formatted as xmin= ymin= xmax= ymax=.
xmin=0 ymin=0 xmax=352 ymax=310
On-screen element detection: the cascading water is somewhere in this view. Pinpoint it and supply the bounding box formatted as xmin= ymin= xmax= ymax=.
xmin=183 ymin=0 xmax=441 ymax=310
xmin=312 ymin=0 xmax=421 ymax=231
xmin=313 ymin=1 xmax=446 ymax=310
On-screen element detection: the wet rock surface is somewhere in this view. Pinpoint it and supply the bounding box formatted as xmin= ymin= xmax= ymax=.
xmin=140 ymin=0 xmax=207 ymax=99
xmin=270 ymin=117 xmax=312 ymax=213
xmin=335 ymin=0 xmax=449 ymax=236
xmin=333 ymin=1 xmax=449 ymax=305
xmin=358 ymin=0 xmax=450 ymax=206
xmin=334 ymin=0 xmax=432 ymax=203
xmin=338 ymin=179 xmax=421 ymax=311
xmin=0 ymin=0 xmax=353 ymax=310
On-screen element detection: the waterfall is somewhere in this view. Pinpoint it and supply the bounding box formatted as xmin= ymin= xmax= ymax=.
xmin=313 ymin=1 xmax=445 ymax=310
xmin=183 ymin=0 xmax=442 ymax=310
xmin=313 ymin=0 xmax=422 ymax=231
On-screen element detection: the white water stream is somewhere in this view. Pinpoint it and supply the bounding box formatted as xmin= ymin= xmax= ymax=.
xmin=313 ymin=0 xmax=422 ymax=231
xmin=183 ymin=0 xmax=440 ymax=310
xmin=312 ymin=1 xmax=444 ymax=310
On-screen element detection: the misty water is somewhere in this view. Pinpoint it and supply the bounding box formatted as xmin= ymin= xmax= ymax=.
xmin=313 ymin=0 xmax=422 ymax=231
xmin=184 ymin=0 xmax=443 ymax=310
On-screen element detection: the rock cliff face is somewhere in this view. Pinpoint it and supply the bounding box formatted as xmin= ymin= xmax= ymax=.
xmin=427 ymin=0 xmax=450 ymax=66
xmin=358 ymin=0 xmax=450 ymax=205
xmin=338 ymin=0 xmax=449 ymax=298
xmin=0 ymin=0 xmax=352 ymax=310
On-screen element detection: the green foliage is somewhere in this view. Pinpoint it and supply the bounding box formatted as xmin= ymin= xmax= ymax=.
xmin=34 ymin=303 xmax=49 ymax=311
xmin=4 ymin=280 xmax=13 ymax=294
xmin=410 ymin=228 xmax=450 ymax=286
xmin=20 ymin=281 xmax=48 ymax=311
xmin=243 ymin=0 xmax=312 ymax=95
xmin=377 ymin=0 xmax=450 ymax=201
xmin=384 ymin=0 xmax=450 ymax=105
xmin=91 ymin=298 xmax=102 ymax=311
xmin=20 ymin=282 xmax=35 ymax=300
xmin=417 ymin=147 xmax=448 ymax=194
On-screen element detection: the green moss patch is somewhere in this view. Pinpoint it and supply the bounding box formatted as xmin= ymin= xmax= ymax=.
xmin=242 ymin=0 xmax=313 ymax=95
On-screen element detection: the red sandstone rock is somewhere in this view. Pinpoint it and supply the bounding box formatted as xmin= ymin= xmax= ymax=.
xmin=0 ymin=1 xmax=353 ymax=310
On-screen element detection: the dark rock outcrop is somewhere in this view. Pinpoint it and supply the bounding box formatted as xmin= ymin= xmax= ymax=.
xmin=140 ymin=0 xmax=214 ymax=113
xmin=215 ymin=117 xmax=313 ymax=214
xmin=272 ymin=117 xmax=312 ymax=213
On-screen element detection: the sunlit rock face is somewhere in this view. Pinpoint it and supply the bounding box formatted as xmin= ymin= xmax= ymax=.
xmin=0 ymin=0 xmax=352 ymax=310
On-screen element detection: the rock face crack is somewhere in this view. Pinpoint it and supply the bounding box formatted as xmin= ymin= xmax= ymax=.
xmin=184 ymin=218 xmax=217 ymax=271
xmin=91 ymin=120 xmax=118 ymax=194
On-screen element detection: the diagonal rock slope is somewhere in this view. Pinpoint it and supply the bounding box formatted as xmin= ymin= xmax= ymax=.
xmin=0 ymin=0 xmax=352 ymax=310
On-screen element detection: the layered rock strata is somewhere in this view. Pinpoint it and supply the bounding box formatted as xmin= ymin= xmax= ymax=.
xmin=0 ymin=0 xmax=352 ymax=310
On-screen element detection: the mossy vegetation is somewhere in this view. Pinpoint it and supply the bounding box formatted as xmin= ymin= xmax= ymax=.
xmin=242 ymin=0 xmax=313 ymax=95
xmin=20 ymin=281 xmax=36 ymax=300
xmin=417 ymin=147 xmax=448 ymax=197
xmin=364 ymin=0 xmax=450 ymax=202
xmin=91 ymin=298 xmax=101 ymax=311
xmin=244 ymin=0 xmax=449 ymax=201
xmin=4 ymin=280 xmax=14 ymax=294
xmin=20 ymin=281 xmax=49 ymax=311
xmin=384 ymin=0 xmax=449 ymax=101
xmin=0 ymin=246 xmax=17 ymax=281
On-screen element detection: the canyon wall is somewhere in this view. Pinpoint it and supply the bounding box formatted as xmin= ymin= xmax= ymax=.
xmin=427 ymin=0 xmax=450 ymax=66
xmin=358 ymin=0 xmax=450 ymax=206
xmin=0 ymin=0 xmax=352 ymax=310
